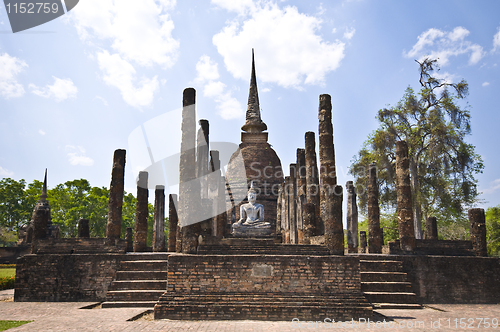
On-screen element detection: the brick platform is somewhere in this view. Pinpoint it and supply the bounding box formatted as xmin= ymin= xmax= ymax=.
xmin=154 ymin=254 xmax=372 ymax=321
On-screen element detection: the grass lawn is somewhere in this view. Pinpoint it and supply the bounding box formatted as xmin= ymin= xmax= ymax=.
xmin=0 ymin=269 xmax=15 ymax=278
xmin=0 ymin=320 xmax=32 ymax=331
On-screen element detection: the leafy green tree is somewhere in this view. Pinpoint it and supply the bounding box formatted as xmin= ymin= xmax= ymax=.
xmin=0 ymin=178 xmax=27 ymax=231
xmin=0 ymin=177 xmax=158 ymax=243
xmin=486 ymin=206 xmax=500 ymax=257
xmin=48 ymin=179 xmax=93 ymax=237
xmin=350 ymin=58 xmax=483 ymax=239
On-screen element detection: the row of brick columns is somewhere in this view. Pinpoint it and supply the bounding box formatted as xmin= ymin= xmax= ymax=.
xmin=103 ymin=149 xmax=170 ymax=252
xmin=362 ymin=140 xmax=487 ymax=256
xmin=99 ymin=88 xmax=487 ymax=256
xmin=101 ymin=87 xmax=230 ymax=253
xmin=277 ymin=94 xmax=349 ymax=254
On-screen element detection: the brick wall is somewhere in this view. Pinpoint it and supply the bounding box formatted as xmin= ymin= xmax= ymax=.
xmin=166 ymin=254 xmax=361 ymax=294
xmin=400 ymin=255 xmax=500 ymax=304
xmin=14 ymin=254 xmax=122 ymax=302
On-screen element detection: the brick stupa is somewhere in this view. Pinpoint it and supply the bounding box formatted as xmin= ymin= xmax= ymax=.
xmin=225 ymin=50 xmax=283 ymax=236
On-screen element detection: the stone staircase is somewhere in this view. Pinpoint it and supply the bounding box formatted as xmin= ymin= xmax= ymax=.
xmin=360 ymin=259 xmax=422 ymax=309
xmin=101 ymin=253 xmax=169 ymax=308
xmin=155 ymin=292 xmax=372 ymax=320
xmin=198 ymin=238 xmax=331 ymax=255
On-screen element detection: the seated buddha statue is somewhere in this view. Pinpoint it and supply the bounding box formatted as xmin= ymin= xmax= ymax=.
xmin=231 ymin=181 xmax=272 ymax=237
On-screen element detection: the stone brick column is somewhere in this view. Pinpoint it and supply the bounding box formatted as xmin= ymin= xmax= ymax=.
xmin=208 ymin=150 xmax=226 ymax=238
xmin=284 ymin=176 xmax=291 ymax=243
xmin=305 ymin=132 xmax=320 ymax=235
xmin=359 ymin=231 xmax=367 ymax=253
xmin=153 ymin=185 xmax=165 ymax=252
xmin=425 ymin=216 xmax=438 ymax=240
xmin=276 ymin=186 xmax=283 ymax=236
xmin=179 ymin=88 xmax=201 ymax=253
xmin=302 ymin=202 xmax=316 ymax=244
xmin=396 ymin=141 xmax=415 ymax=251
xmin=125 ymin=227 xmax=133 ymax=252
xmin=167 ymin=194 xmax=178 ymax=252
xmin=469 ymin=208 xmax=487 ymax=257
xmin=296 ymin=149 xmax=306 ymax=243
xmin=106 ymin=149 xmax=126 ymax=241
xmin=324 ymin=185 xmax=344 ymax=255
xmin=175 ymin=224 xmax=183 ymax=253
xmin=77 ymin=219 xmax=89 ymax=238
xmin=346 ymin=181 xmax=358 ymax=253
xmin=318 ymin=95 xmax=337 ymax=239
xmin=280 ymin=182 xmax=286 ymax=240
xmin=289 ymin=164 xmax=298 ymax=244
xmin=304 ymin=131 xmax=318 ymax=236
xmin=197 ymin=119 xmax=209 ymax=199
xmin=134 ymin=171 xmax=149 ymax=252
xmin=367 ymin=163 xmax=383 ymax=253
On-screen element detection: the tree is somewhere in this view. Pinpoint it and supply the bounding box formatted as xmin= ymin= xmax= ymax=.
xmin=486 ymin=206 xmax=500 ymax=257
xmin=350 ymin=58 xmax=484 ymax=239
xmin=0 ymin=178 xmax=27 ymax=232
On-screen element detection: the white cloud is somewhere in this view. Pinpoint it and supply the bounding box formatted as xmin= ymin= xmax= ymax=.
xmin=493 ymin=27 xmax=500 ymax=52
xmin=343 ymin=27 xmax=355 ymax=40
xmin=38 ymin=129 xmax=46 ymax=135
xmin=29 ymin=77 xmax=78 ymax=102
xmin=434 ymin=71 xmax=456 ymax=84
xmin=212 ymin=1 xmax=345 ymax=88
xmin=95 ymin=95 xmax=108 ymax=106
xmin=66 ymin=145 xmax=94 ymax=166
xmin=70 ymin=0 xmax=179 ymax=108
xmin=481 ymin=179 xmax=500 ymax=195
xmin=194 ymin=55 xmax=220 ymax=84
xmin=211 ymin=0 xmax=255 ymax=15
xmin=405 ymin=27 xmax=484 ymax=66
xmin=194 ymin=55 xmax=244 ymax=120
xmin=203 ymin=80 xmax=225 ymax=98
xmin=0 ymin=53 xmax=27 ymax=99
xmin=482 ymin=82 xmax=490 ymax=87
xmin=0 ymin=166 xmax=14 ymax=177
xmin=97 ymin=50 xmax=159 ymax=109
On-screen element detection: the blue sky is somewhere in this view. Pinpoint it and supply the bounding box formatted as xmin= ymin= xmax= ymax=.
xmin=0 ymin=0 xmax=499 ymax=214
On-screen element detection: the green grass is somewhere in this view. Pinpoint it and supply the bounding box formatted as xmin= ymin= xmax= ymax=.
xmin=0 ymin=320 xmax=32 ymax=331
xmin=0 ymin=269 xmax=15 ymax=279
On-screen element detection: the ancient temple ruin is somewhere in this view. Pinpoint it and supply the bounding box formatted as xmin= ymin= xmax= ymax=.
xmin=12 ymin=50 xmax=500 ymax=322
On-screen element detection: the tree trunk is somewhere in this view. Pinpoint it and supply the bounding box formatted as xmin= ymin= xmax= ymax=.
xmin=409 ymin=157 xmax=423 ymax=239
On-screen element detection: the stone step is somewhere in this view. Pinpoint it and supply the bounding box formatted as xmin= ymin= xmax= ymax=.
xmin=106 ymin=290 xmax=165 ymax=302
xmin=359 ymin=260 xmax=403 ymax=272
xmin=158 ymin=293 xmax=370 ymax=305
xmin=108 ymin=280 xmax=167 ymax=291
xmin=101 ymin=301 xmax=157 ymax=308
xmin=120 ymin=253 xmax=170 ymax=260
xmin=373 ymin=303 xmax=423 ymax=309
xmin=119 ymin=260 xmax=167 ymax=271
xmin=154 ymin=302 xmax=372 ymax=321
xmin=155 ymin=293 xmax=373 ymax=320
xmin=116 ymin=271 xmax=168 ymax=281
xmin=360 ymin=272 xmax=408 ymax=282
xmin=361 ymin=281 xmax=412 ymax=293
xmin=363 ymin=292 xmax=417 ymax=304
xmin=196 ymin=245 xmax=331 ymax=255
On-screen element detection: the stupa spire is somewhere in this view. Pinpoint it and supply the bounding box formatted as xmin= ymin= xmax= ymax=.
xmin=241 ymin=49 xmax=267 ymax=133
xmin=40 ymin=168 xmax=47 ymax=201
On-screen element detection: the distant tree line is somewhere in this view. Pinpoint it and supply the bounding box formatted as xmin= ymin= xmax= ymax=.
xmin=0 ymin=178 xmax=157 ymax=246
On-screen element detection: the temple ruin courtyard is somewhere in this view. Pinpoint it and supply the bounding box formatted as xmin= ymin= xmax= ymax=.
xmin=4 ymin=52 xmax=499 ymax=327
